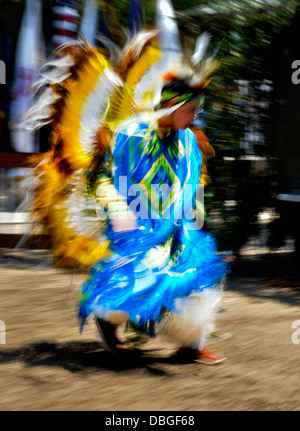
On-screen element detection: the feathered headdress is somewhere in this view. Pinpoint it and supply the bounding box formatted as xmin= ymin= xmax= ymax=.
xmin=23 ymin=30 xmax=164 ymax=268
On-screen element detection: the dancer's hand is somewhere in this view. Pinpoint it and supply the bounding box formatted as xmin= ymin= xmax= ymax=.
xmin=110 ymin=212 xmax=138 ymax=232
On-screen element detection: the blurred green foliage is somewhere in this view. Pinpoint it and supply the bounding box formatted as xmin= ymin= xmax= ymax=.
xmin=109 ymin=0 xmax=300 ymax=253
xmin=169 ymin=0 xmax=299 ymax=253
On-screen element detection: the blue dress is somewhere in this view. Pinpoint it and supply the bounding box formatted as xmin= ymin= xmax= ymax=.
xmin=78 ymin=117 xmax=229 ymax=330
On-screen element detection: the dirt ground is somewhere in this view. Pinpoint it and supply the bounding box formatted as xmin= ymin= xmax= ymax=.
xmin=0 ymin=248 xmax=300 ymax=412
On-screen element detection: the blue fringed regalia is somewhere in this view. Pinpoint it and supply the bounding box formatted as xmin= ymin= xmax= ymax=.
xmin=78 ymin=116 xmax=230 ymax=338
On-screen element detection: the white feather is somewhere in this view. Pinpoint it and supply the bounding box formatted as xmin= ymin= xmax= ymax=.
xmin=96 ymin=34 xmax=121 ymax=63
xmin=158 ymin=284 xmax=224 ymax=350
xmin=22 ymin=87 xmax=61 ymax=130
xmin=156 ymin=0 xmax=181 ymax=56
xmin=53 ymin=39 xmax=83 ymax=54
xmin=78 ymin=68 xmax=123 ymax=155
xmin=62 ymin=173 xmax=107 ymax=242
xmin=122 ymin=30 xmax=159 ymax=62
xmin=38 ymin=55 xmax=74 ymax=85
xmin=192 ymin=32 xmax=211 ymax=65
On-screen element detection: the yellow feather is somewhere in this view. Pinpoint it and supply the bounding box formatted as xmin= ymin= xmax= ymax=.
xmin=125 ymin=45 xmax=161 ymax=91
xmin=60 ymin=53 xmax=108 ymax=171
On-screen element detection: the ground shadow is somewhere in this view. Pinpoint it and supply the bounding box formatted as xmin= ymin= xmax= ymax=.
xmin=227 ymin=251 xmax=300 ymax=306
xmin=0 ymin=248 xmax=54 ymax=269
xmin=0 ymin=341 xmax=195 ymax=376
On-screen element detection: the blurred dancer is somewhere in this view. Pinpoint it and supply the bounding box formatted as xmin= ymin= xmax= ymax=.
xmin=78 ymin=75 xmax=230 ymax=365
xmin=24 ymin=21 xmax=229 ymax=364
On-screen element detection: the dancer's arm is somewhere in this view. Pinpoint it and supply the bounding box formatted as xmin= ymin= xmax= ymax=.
xmin=96 ymin=173 xmax=137 ymax=232
xmin=95 ymin=129 xmax=138 ymax=231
